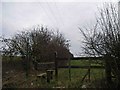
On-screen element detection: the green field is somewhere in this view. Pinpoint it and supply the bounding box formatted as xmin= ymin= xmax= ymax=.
xmin=3 ymin=59 xmax=105 ymax=88
xmin=33 ymin=60 xmax=105 ymax=88
xmin=55 ymin=60 xmax=104 ymax=88
xmin=70 ymin=60 xmax=103 ymax=66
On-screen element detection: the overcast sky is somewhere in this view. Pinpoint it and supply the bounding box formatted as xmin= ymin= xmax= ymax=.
xmin=1 ymin=0 xmax=118 ymax=56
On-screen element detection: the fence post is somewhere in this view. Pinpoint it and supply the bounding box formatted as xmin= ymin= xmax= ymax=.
xmin=88 ymin=68 xmax=90 ymax=82
xmin=88 ymin=58 xmax=91 ymax=82
xmin=68 ymin=55 xmax=71 ymax=81
xmin=26 ymin=37 xmax=30 ymax=78
xmin=104 ymin=54 xmax=112 ymax=84
xmin=54 ymin=51 xmax=58 ymax=81
xmin=25 ymin=38 xmax=28 ymax=78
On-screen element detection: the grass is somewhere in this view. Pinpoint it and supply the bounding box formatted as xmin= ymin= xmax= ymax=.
xmin=70 ymin=60 xmax=90 ymax=66
xmin=3 ymin=59 xmax=105 ymax=88
xmin=55 ymin=68 xmax=105 ymax=88
xmin=70 ymin=60 xmax=104 ymax=66
xmin=39 ymin=59 xmax=105 ymax=88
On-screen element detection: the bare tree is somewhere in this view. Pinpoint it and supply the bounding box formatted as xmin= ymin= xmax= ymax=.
xmin=79 ymin=3 xmax=120 ymax=88
xmin=2 ymin=25 xmax=71 ymax=75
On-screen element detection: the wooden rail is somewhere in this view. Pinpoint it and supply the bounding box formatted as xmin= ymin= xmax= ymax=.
xmin=38 ymin=62 xmax=54 ymax=65
xmin=55 ymin=57 xmax=103 ymax=60
xmin=72 ymin=57 xmax=103 ymax=60
xmin=58 ymin=65 xmax=105 ymax=69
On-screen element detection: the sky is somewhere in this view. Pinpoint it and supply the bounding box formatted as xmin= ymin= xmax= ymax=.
xmin=1 ymin=0 xmax=118 ymax=57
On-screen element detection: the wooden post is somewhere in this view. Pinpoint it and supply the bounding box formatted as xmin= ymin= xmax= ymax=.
xmin=88 ymin=58 xmax=91 ymax=82
xmin=26 ymin=37 xmax=30 ymax=78
xmin=46 ymin=71 xmax=51 ymax=83
xmin=46 ymin=70 xmax=54 ymax=83
xmin=54 ymin=51 xmax=58 ymax=81
xmin=88 ymin=68 xmax=90 ymax=82
xmin=104 ymin=54 xmax=112 ymax=84
xmin=68 ymin=55 xmax=71 ymax=81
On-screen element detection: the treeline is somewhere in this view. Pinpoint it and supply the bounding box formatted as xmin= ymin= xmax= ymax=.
xmin=2 ymin=26 xmax=72 ymax=62
xmin=1 ymin=26 xmax=73 ymax=75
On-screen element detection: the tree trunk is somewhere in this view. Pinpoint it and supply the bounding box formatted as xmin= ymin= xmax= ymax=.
xmin=104 ymin=54 xmax=112 ymax=85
